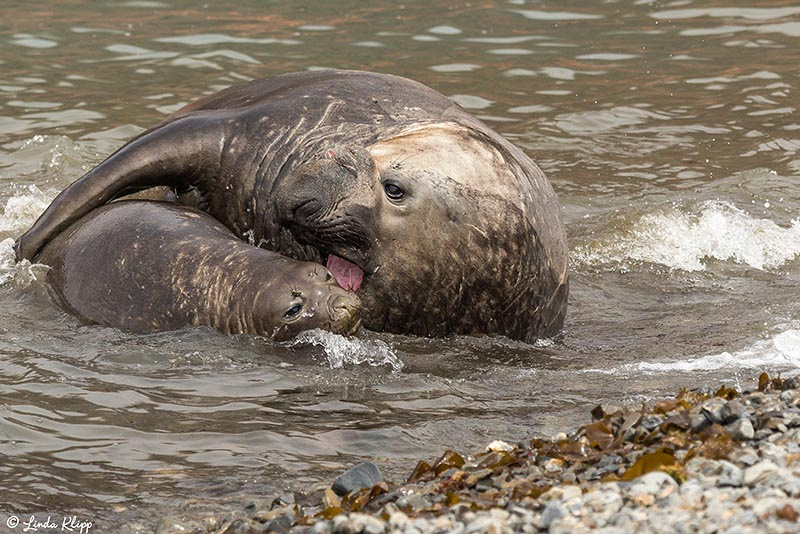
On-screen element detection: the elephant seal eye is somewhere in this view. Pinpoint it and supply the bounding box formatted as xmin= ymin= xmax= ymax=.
xmin=283 ymin=303 xmax=303 ymax=320
xmin=383 ymin=182 xmax=404 ymax=201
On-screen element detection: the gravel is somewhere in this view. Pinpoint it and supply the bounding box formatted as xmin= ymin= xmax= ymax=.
xmin=152 ymin=374 xmax=800 ymax=533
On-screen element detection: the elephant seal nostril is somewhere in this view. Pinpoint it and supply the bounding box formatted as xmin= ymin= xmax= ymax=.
xmin=328 ymin=292 xmax=362 ymax=335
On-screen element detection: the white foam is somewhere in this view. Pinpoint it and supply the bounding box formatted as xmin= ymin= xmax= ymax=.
xmin=574 ymin=200 xmax=800 ymax=271
xmin=288 ymin=329 xmax=404 ymax=371
xmin=0 ymin=184 xmax=53 ymax=235
xmin=0 ymin=186 xmax=54 ymax=286
xmin=586 ymin=328 xmax=800 ymax=375
xmin=0 ymin=237 xmax=46 ymax=287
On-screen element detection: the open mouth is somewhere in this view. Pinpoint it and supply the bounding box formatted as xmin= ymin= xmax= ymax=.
xmin=326 ymin=254 xmax=365 ymax=292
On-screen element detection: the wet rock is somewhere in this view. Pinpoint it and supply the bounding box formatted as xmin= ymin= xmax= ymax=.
xmin=244 ymin=500 xmax=261 ymax=514
xmin=640 ymin=414 xmax=664 ymax=432
xmin=394 ymin=493 xmax=432 ymax=512
xmin=591 ymin=403 xmax=624 ymax=420
xmin=761 ymin=418 xmax=788 ymax=433
xmin=721 ymin=399 xmax=747 ymax=423
xmin=261 ymin=514 xmax=292 ymax=533
xmin=332 ymin=462 xmax=383 ymax=497
xmin=701 ymin=397 xmax=728 ymax=424
xmin=540 ymin=501 xmax=565 ymax=530
xmin=727 ymin=418 xmax=755 ymax=441
xmin=744 ymin=460 xmax=780 ymax=487
xmin=465 ymin=468 xmax=492 ymax=487
xmin=718 ymin=460 xmax=744 ymax=487
xmin=690 ymin=412 xmax=711 ymax=432
xmin=271 ymin=493 xmax=295 ymax=508
xmin=474 ymin=479 xmax=494 ymax=492
xmin=731 ymin=448 xmax=760 ymax=466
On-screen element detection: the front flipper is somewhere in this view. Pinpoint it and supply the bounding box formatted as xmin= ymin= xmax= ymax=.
xmin=15 ymin=111 xmax=228 ymax=261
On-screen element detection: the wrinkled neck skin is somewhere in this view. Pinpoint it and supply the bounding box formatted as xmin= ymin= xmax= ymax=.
xmin=159 ymin=237 xmax=282 ymax=336
xmin=193 ymin=111 xmax=389 ymax=263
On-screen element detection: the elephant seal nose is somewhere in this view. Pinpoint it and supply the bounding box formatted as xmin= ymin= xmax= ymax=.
xmin=329 ymin=293 xmax=362 ymax=336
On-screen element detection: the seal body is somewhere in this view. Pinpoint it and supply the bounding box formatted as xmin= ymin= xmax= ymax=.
xmin=17 ymin=70 xmax=567 ymax=342
xmin=37 ymin=201 xmax=361 ymax=341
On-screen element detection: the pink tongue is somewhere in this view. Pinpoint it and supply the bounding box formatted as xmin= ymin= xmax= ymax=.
xmin=326 ymin=255 xmax=364 ymax=292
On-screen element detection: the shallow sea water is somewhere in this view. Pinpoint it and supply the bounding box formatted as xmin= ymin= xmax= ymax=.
xmin=1 ymin=0 xmax=800 ymax=529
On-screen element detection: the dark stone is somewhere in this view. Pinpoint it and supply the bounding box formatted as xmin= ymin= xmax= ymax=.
xmin=591 ymin=404 xmax=624 ymax=420
xmin=690 ymin=412 xmax=711 ymax=432
xmin=475 ymin=479 xmax=494 ymax=492
xmin=271 ymin=494 xmax=295 ymax=509
xmin=332 ymin=461 xmax=384 ymax=497
xmin=369 ymin=490 xmax=400 ymax=508
xmin=701 ymin=398 xmax=727 ymax=424
xmin=719 ymin=400 xmax=746 ymax=424
xmin=640 ymin=414 xmax=664 ymax=431
xmin=597 ymin=454 xmax=621 ymax=468
xmin=260 ymin=515 xmax=292 ymax=533
xmin=244 ymin=500 xmax=260 ymax=514
xmin=780 ymin=377 xmax=800 ymax=390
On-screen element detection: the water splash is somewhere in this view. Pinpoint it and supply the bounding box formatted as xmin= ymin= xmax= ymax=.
xmin=0 ymin=184 xmax=52 ymax=235
xmin=0 ymin=237 xmax=46 ymax=287
xmin=585 ymin=328 xmax=800 ymax=375
xmin=288 ymin=329 xmax=404 ymax=371
xmin=574 ymin=200 xmax=800 ymax=271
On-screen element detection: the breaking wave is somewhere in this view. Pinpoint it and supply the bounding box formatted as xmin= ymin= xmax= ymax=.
xmin=574 ymin=200 xmax=800 ymax=271
xmin=586 ymin=328 xmax=800 ymax=375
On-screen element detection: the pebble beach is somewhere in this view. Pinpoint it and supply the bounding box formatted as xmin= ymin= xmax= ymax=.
xmin=151 ymin=374 xmax=800 ymax=533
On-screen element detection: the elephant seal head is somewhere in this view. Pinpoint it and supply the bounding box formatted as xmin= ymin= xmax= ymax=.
xmin=259 ymin=260 xmax=362 ymax=342
xmin=274 ymin=122 xmax=568 ymax=340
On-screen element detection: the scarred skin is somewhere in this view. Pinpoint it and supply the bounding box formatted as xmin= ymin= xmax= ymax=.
xmin=36 ymin=201 xmax=361 ymax=341
xmin=16 ymin=69 xmax=568 ymax=343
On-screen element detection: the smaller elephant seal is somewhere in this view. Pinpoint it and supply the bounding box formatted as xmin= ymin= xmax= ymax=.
xmin=36 ymin=200 xmax=361 ymax=341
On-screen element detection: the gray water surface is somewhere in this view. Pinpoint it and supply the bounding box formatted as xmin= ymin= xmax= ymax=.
xmin=1 ymin=1 xmax=800 ymax=529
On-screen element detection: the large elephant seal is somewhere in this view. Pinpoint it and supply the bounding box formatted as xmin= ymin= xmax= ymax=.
xmin=37 ymin=201 xmax=361 ymax=341
xmin=16 ymin=70 xmax=568 ymax=342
